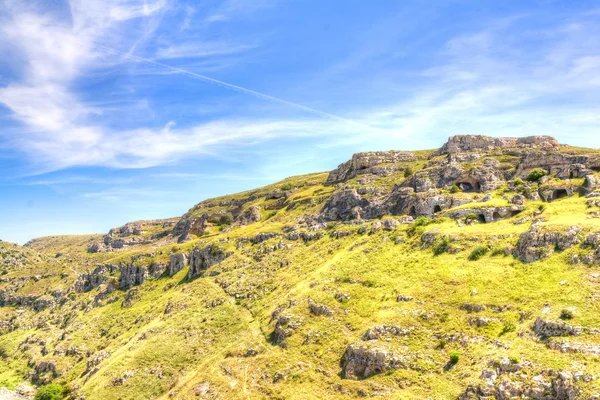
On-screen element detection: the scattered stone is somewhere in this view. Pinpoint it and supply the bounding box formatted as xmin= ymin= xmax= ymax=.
xmin=362 ymin=325 xmax=410 ymax=340
xmin=533 ymin=318 xmax=582 ymax=338
xmin=308 ymin=299 xmax=333 ymax=316
xmin=335 ymin=293 xmax=350 ymax=303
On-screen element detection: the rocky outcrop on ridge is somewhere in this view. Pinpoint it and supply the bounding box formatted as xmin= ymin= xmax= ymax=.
xmin=327 ymin=151 xmax=416 ymax=184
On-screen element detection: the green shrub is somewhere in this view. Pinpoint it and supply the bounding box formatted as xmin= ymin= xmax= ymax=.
xmin=404 ymin=167 xmax=413 ymax=178
xmin=433 ymin=237 xmax=450 ymax=256
xmin=407 ymin=216 xmax=432 ymax=236
xmin=560 ymin=309 xmax=574 ymax=320
xmin=449 ymin=351 xmax=460 ymax=365
xmin=219 ymin=213 xmax=233 ymax=225
xmin=514 ymin=178 xmax=524 ymax=186
xmin=490 ymin=247 xmax=505 ymax=257
xmin=449 ymin=184 xmax=459 ymax=194
xmin=500 ymin=322 xmax=516 ymax=336
xmin=468 ymin=245 xmax=489 ymax=261
xmin=280 ymin=183 xmax=293 ymax=191
xmin=527 ymin=168 xmax=547 ymax=182
xmin=326 ymin=222 xmax=336 ymax=230
xmin=35 ymin=384 xmax=67 ymax=400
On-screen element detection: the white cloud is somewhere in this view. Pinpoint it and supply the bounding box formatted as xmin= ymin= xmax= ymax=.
xmin=1 ymin=1 xmax=600 ymax=177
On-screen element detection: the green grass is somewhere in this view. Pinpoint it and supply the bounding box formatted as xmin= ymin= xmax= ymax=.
xmin=3 ymin=153 xmax=600 ymax=399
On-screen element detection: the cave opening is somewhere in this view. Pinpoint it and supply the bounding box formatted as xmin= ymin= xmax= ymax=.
xmin=456 ymin=181 xmax=481 ymax=193
xmin=553 ymin=189 xmax=569 ymax=200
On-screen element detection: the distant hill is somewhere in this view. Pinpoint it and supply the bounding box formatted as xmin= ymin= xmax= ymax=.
xmin=2 ymin=135 xmax=600 ymax=399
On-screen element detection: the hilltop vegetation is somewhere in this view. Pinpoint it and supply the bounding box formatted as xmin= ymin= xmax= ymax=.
xmin=3 ymin=135 xmax=600 ymax=399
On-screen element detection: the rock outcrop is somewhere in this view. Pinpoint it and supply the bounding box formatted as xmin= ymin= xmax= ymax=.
xmin=74 ymin=264 xmax=118 ymax=293
xmin=362 ymin=325 xmax=410 ymax=340
xmin=533 ymin=318 xmax=583 ymax=338
xmin=342 ymin=344 xmax=412 ymax=380
xmin=327 ymin=151 xmax=416 ymax=184
xmin=449 ymin=205 xmax=524 ymax=223
xmin=168 ymin=253 xmax=188 ymax=276
xmin=118 ymin=264 xmax=148 ymax=290
xmin=434 ymin=135 xmax=560 ymax=156
xmin=321 ymin=189 xmax=367 ymax=221
xmin=460 ymin=358 xmax=583 ymax=400
xmin=515 ymin=225 xmax=582 ymax=263
xmin=236 ymin=206 xmax=262 ymax=226
xmin=188 ymin=245 xmax=232 ymax=279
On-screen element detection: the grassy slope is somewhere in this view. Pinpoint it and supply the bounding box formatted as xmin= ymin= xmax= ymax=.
xmin=2 ymin=161 xmax=600 ymax=398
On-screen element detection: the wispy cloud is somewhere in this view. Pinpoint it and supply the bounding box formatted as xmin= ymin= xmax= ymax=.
xmin=156 ymin=41 xmax=256 ymax=59
xmin=1 ymin=1 xmax=600 ymax=180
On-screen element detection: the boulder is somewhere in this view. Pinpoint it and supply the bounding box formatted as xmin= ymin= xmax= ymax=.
xmin=272 ymin=314 xmax=302 ymax=345
xmin=342 ymin=344 xmax=410 ymax=380
xmin=533 ymin=318 xmax=582 ymax=338
xmin=308 ymin=299 xmax=333 ymax=316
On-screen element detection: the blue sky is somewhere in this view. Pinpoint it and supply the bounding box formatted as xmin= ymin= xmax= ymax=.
xmin=1 ymin=0 xmax=599 ymax=243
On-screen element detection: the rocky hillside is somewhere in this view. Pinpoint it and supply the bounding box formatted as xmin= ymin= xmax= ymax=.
xmin=3 ymin=135 xmax=600 ymax=399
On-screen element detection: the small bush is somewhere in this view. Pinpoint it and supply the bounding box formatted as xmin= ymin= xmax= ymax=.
xmin=326 ymin=222 xmax=336 ymax=230
xmin=527 ymin=168 xmax=547 ymax=182
xmin=449 ymin=184 xmax=459 ymax=194
xmin=280 ymin=183 xmax=293 ymax=191
xmin=404 ymin=167 xmax=413 ymax=178
xmin=35 ymin=384 xmax=67 ymax=400
xmin=490 ymin=247 xmax=505 ymax=257
xmin=407 ymin=216 xmax=432 ymax=236
xmin=433 ymin=237 xmax=450 ymax=256
xmin=513 ymin=178 xmax=524 ymax=186
xmin=449 ymin=351 xmax=460 ymax=365
xmin=413 ymin=216 xmax=432 ymax=227
xmin=560 ymin=309 xmax=574 ymax=320
xmin=468 ymin=245 xmax=489 ymax=261
xmin=500 ymin=322 xmax=516 ymax=336
xmin=219 ymin=213 xmax=234 ymax=225
xmin=538 ymin=204 xmax=546 ymax=213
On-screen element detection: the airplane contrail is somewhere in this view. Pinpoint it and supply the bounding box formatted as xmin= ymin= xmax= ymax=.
xmin=95 ymin=45 xmax=377 ymax=131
